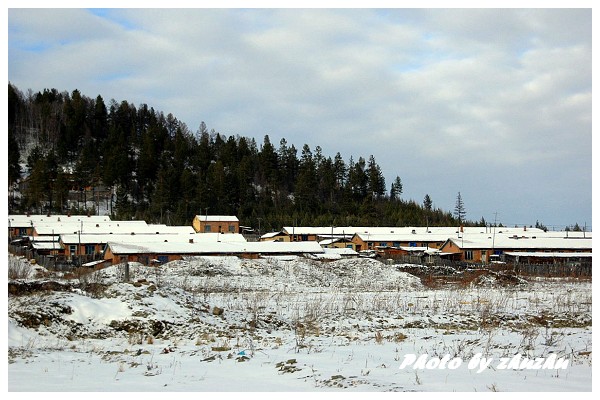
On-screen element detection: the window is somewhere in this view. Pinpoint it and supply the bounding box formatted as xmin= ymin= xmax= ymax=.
xmin=204 ymin=225 xmax=211 ymax=232
xmin=85 ymin=245 xmax=95 ymax=255
xmin=70 ymin=245 xmax=77 ymax=255
xmin=158 ymin=255 xmax=169 ymax=264
xmin=409 ymin=242 xmax=417 ymax=247
xmin=465 ymin=250 xmax=474 ymax=260
xmin=228 ymin=225 xmax=236 ymax=232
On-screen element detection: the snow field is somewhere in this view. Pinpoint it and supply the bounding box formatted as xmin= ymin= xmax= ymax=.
xmin=7 ymin=255 xmax=592 ymax=392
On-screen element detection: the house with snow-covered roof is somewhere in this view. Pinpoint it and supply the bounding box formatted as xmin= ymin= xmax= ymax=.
xmin=192 ymin=215 xmax=240 ymax=234
xmin=59 ymin=231 xmax=247 ymax=259
xmin=259 ymin=231 xmax=290 ymax=242
xmin=351 ymin=230 xmax=452 ymax=253
xmin=318 ymin=237 xmax=357 ymax=251
xmin=438 ymin=234 xmax=592 ymax=264
xmin=8 ymin=214 xmax=111 ymax=238
xmin=32 ymin=220 xmax=150 ymax=237
xmin=103 ymin=240 xmax=324 ymax=265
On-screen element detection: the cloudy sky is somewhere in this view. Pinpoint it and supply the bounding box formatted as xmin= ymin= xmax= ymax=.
xmin=7 ymin=4 xmax=593 ymax=230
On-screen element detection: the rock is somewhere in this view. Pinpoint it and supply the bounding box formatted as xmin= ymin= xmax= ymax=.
xmin=212 ymin=306 xmax=224 ymax=316
xmin=211 ymin=346 xmax=231 ymax=352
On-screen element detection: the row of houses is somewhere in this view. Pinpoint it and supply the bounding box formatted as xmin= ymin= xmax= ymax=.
xmin=260 ymin=225 xmax=592 ymax=265
xmin=8 ymin=214 xmax=592 ymax=268
xmin=8 ymin=214 xmax=241 ymax=238
xmin=8 ymin=214 xmax=339 ymax=267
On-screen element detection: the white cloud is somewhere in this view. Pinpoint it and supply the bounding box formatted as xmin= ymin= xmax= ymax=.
xmin=7 ymin=7 xmax=592 ymax=228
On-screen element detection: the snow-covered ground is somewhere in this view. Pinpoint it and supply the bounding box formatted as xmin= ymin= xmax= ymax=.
xmin=6 ymin=255 xmax=592 ymax=393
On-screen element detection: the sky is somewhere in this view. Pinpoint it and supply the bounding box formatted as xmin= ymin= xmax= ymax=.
xmin=5 ymin=2 xmax=594 ymax=231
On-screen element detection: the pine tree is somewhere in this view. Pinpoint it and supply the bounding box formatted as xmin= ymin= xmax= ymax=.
xmin=348 ymin=156 xmax=368 ymax=202
xmin=454 ymin=192 xmax=466 ymax=224
xmin=423 ymin=194 xmax=432 ymax=210
xmin=295 ymin=144 xmax=318 ymax=212
xmin=333 ymin=152 xmax=346 ymax=189
xmin=390 ymin=176 xmax=403 ymax=201
xmin=8 ymin=130 xmax=21 ymax=186
xmin=367 ymin=155 xmax=386 ymax=199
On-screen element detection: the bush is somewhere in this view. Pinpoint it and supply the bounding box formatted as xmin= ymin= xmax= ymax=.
xmin=8 ymin=257 xmax=33 ymax=280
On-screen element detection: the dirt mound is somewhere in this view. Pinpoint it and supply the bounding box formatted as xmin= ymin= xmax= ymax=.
xmin=395 ymin=264 xmax=459 ymax=276
xmin=8 ymin=280 xmax=74 ymax=296
xmin=471 ymin=270 xmax=529 ymax=287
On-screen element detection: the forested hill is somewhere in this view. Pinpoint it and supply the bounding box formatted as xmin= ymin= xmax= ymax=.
xmin=8 ymin=83 xmax=473 ymax=231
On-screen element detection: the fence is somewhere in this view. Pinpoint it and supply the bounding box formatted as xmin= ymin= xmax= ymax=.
xmin=387 ymin=253 xmax=591 ymax=278
xmin=8 ymin=244 xmax=102 ymax=271
xmin=508 ymin=261 xmax=591 ymax=277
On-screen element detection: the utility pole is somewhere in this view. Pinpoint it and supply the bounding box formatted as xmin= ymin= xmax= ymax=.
xmin=78 ymin=220 xmax=82 ymax=267
xmin=492 ymin=211 xmax=498 ymax=257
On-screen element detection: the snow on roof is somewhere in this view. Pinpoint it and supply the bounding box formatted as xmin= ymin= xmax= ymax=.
xmin=322 ymin=247 xmax=357 ymax=256
xmin=398 ymin=246 xmax=430 ymax=252
xmin=312 ymin=248 xmax=358 ymax=260
xmin=282 ymin=226 xmax=548 ymax=237
xmin=27 ymin=235 xmax=60 ymax=242
xmin=354 ymin=229 xmax=592 ymax=244
xmin=31 ymin=242 xmax=62 ymax=250
xmin=318 ymin=238 xmax=339 ymax=246
xmin=531 ymin=231 xmax=592 ymax=238
xmin=8 ymin=214 xmax=111 ymax=227
xmin=81 ymin=259 xmax=109 ymax=267
xmin=32 ymin=220 xmax=148 ymax=233
xmin=448 ymin=235 xmax=592 ymax=250
xmin=147 ymin=225 xmax=196 ymax=234
xmin=60 ymin=232 xmax=247 ymax=245
xmin=283 ymin=226 xmax=366 ymax=235
xmin=32 ymin=221 xmax=198 ymax=236
xmin=504 ymin=251 xmax=593 ymax=258
xmin=195 ymin=215 xmax=239 ymax=222
xmin=260 ymin=231 xmax=286 ymax=239
xmin=106 ymin=240 xmax=324 ymax=255
xmin=355 ymin=232 xmax=452 ymax=242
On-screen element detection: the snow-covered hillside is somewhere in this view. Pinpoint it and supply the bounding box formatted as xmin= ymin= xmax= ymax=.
xmin=7 ymin=255 xmax=592 ymax=392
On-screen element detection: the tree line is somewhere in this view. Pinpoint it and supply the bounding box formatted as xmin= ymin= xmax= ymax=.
xmin=8 ymin=83 xmax=471 ymax=232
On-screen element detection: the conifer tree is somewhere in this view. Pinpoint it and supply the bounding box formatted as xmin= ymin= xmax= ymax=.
xmin=423 ymin=194 xmax=432 ymax=210
xmin=454 ymin=192 xmax=466 ymax=224
xmin=390 ymin=176 xmax=403 ymax=201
